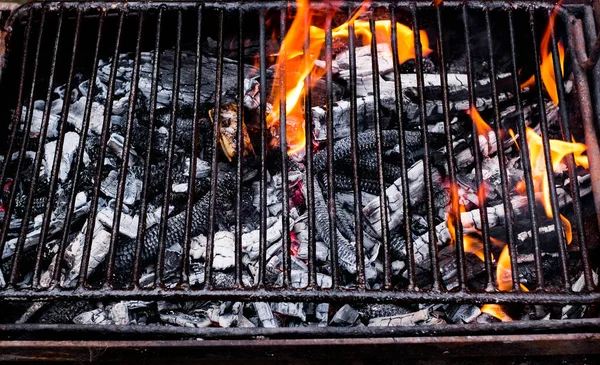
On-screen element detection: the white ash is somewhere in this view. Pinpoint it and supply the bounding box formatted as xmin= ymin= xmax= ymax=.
xmin=212 ymin=231 xmax=235 ymax=270
xmin=368 ymin=307 xmax=444 ymax=327
xmin=160 ymin=311 xmax=212 ymax=328
xmin=253 ymin=301 xmax=278 ymax=328
xmin=21 ymin=99 xmax=61 ymax=138
xmin=100 ymin=170 xmax=142 ymax=206
xmin=61 ymin=218 xmax=112 ymax=287
xmin=107 ymin=133 xmax=138 ymax=167
xmin=270 ymin=302 xmax=306 ymax=321
xmin=66 ymin=96 xmax=105 ymax=135
xmin=42 ymin=132 xmax=82 ymax=183
xmin=73 ymin=307 xmax=111 ymax=325
xmin=183 ymin=157 xmax=211 ymax=179
xmin=242 ymin=216 xmax=282 ymax=261
xmin=108 ymin=302 xmax=130 ymax=325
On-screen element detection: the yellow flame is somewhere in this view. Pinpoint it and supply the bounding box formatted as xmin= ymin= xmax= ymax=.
xmin=481 ymin=304 xmax=513 ymax=322
xmin=520 ymin=3 xmax=565 ymax=105
xmin=268 ymin=0 xmax=432 ymax=155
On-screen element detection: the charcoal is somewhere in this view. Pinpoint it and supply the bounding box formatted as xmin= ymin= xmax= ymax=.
xmin=445 ymin=304 xmax=481 ymax=324
xmin=331 ymin=304 xmax=359 ymax=326
xmin=368 ymin=307 xmax=445 ymax=326
xmin=356 ymin=304 xmax=413 ymax=320
xmin=113 ymin=172 xmax=236 ymax=285
xmin=253 ymin=301 xmax=278 ymax=328
xmin=160 ymin=311 xmax=211 ymax=327
xmin=43 ymin=132 xmax=81 ymax=183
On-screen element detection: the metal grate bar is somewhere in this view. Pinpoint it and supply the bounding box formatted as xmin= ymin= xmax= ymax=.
xmin=347 ymin=8 xmax=366 ymax=288
xmin=507 ymin=9 xmax=533 ymax=291
xmin=483 ymin=7 xmax=517 ymax=292
xmin=368 ymin=16 xmax=392 ymax=289
xmin=411 ymin=4 xmax=441 ymax=291
xmin=390 ymin=5 xmax=416 ymax=289
xmin=234 ymin=7 xmax=244 ymax=288
xmin=136 ymin=8 xmax=163 ymax=288
xmin=81 ymin=10 xmax=125 ymax=287
xmin=325 ymin=14 xmax=339 ymax=289
xmin=462 ymin=5 xmax=488 ymax=291
xmin=10 ymin=7 xmax=64 ymax=286
xmin=257 ymin=9 xmax=267 ymax=287
xmin=550 ymin=10 xmax=594 ymax=291
xmin=206 ymin=8 xmax=225 ymax=289
xmin=279 ymin=7 xmax=292 ymax=288
xmin=37 ymin=8 xmax=83 ymax=288
xmin=0 ymin=8 xmax=44 ymax=285
xmin=528 ymin=8 xmax=571 ymax=289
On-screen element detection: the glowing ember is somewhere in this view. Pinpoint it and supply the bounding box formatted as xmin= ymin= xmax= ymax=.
xmin=268 ymin=0 xmax=431 ymax=155
xmin=481 ymin=304 xmax=513 ymax=322
xmin=525 ymin=127 xmax=588 ymax=218
xmin=520 ymin=3 xmax=565 ymax=105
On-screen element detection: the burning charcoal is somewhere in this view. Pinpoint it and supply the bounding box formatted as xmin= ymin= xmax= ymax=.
xmin=315 ymin=303 xmax=329 ymax=325
xmin=311 ymin=179 xmax=357 ymax=274
xmin=364 ymin=160 xmax=442 ymax=238
xmin=43 ymin=132 xmax=81 ymax=183
xmin=107 ymin=133 xmax=138 ymax=167
xmin=73 ymin=307 xmax=111 ymax=325
xmin=160 ymin=311 xmax=212 ymax=328
xmin=253 ymin=301 xmax=278 ymax=328
xmin=14 ymin=195 xmax=46 ymax=218
xmin=414 ymin=245 xmax=486 ymax=290
xmin=242 ymin=217 xmax=281 ymax=261
xmin=445 ymin=304 xmax=481 ymax=324
xmin=21 ymin=99 xmax=61 ymax=138
xmin=206 ymin=304 xmax=237 ymax=328
xmin=209 ymin=104 xmax=254 ymax=162
xmin=368 ymin=307 xmax=445 ymax=326
xmin=313 ymin=130 xmax=419 ymax=173
xmin=61 ymin=218 xmax=111 ymax=287
xmin=270 ymin=302 xmax=306 ymax=322
xmin=184 ymin=157 xmax=211 ymax=179
xmin=66 ymin=97 xmax=105 ymax=135
xmin=331 ymin=304 xmax=359 ymax=326
xmin=562 ymin=271 xmax=599 ymax=319
xmin=100 ymin=170 xmax=142 ymax=206
xmin=212 ymin=231 xmax=235 ymax=271
xmin=136 ymin=51 xmax=257 ymax=108
xmin=356 ymin=304 xmax=413 ymax=320
xmin=108 ymin=302 xmax=130 ymax=325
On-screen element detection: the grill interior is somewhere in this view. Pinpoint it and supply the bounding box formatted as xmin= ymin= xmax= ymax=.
xmin=0 ymin=0 xmax=599 ymax=343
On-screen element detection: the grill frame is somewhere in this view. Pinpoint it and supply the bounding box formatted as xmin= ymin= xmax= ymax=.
xmin=0 ymin=0 xmax=598 ymax=343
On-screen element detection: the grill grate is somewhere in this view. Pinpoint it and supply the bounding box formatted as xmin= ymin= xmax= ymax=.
xmin=0 ymin=0 xmax=598 ymax=311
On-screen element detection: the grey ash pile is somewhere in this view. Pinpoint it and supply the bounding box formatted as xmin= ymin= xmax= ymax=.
xmin=0 ymin=28 xmax=597 ymax=328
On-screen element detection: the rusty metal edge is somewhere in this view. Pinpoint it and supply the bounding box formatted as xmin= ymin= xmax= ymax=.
xmin=0 ymin=334 xmax=599 ymax=360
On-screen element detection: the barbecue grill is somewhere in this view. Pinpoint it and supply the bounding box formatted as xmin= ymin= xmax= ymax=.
xmin=0 ymin=0 xmax=599 ymax=360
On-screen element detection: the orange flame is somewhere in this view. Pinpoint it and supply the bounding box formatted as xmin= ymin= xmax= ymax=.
xmin=520 ymin=3 xmax=565 ymax=105
xmin=463 ymin=234 xmax=485 ymax=261
xmin=508 ymin=128 xmax=520 ymax=150
xmin=468 ymin=107 xmax=493 ymax=138
xmin=481 ymin=304 xmax=513 ymax=322
xmin=525 ymin=127 xmax=588 ymax=218
xmin=268 ymin=0 xmax=431 ymax=155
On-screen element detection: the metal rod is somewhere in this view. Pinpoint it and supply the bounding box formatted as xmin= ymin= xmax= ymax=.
xmin=303 ymin=8 xmax=317 ymax=288
xmin=234 ymin=7 xmax=244 ymax=288
xmin=61 ymin=10 xmax=105 ymax=289
xmin=483 ymin=7 xmax=517 ymax=292
xmin=348 ymin=7 xmax=366 ymax=288
xmin=325 ymin=13 xmax=339 ymax=289
xmin=368 ymin=16 xmax=391 ymax=289
xmin=528 ymin=8 xmax=570 ymax=289
xmin=279 ymin=6 xmax=291 ymax=288
xmin=79 ymin=10 xmax=125 ymax=288
xmin=106 ymin=11 xmax=145 ymax=288
xmin=36 ymin=8 xmax=83 ymax=288
xmin=390 ymin=6 xmax=415 ymax=289
xmin=205 ymin=9 xmax=225 ymax=289
xmin=10 ymin=7 xmax=63 ymax=286
xmin=0 ymin=8 xmax=45 ymax=281
xmin=136 ymin=8 xmax=163 ymax=288
xmin=508 ymin=9 xmax=538 ymax=290
xmin=411 ymin=4 xmax=441 ymax=291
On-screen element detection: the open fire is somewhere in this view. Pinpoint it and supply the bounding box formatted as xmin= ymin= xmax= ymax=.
xmin=0 ymin=0 xmax=597 ymax=329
